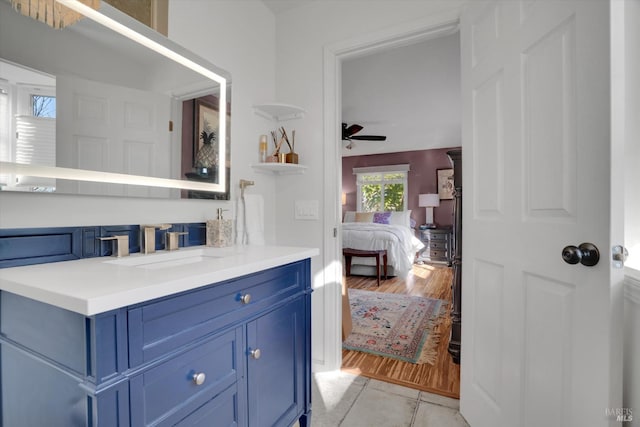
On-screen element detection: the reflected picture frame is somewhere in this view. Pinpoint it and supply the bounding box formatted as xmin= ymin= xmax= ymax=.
xmin=193 ymin=98 xmax=219 ymax=169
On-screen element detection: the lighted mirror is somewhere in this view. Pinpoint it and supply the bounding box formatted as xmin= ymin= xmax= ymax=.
xmin=0 ymin=0 xmax=231 ymax=199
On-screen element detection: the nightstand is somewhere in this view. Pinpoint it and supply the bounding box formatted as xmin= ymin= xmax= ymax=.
xmin=418 ymin=227 xmax=452 ymax=264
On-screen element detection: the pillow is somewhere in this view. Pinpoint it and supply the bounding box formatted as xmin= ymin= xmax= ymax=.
xmin=373 ymin=212 xmax=392 ymax=224
xmin=355 ymin=212 xmax=374 ymax=222
xmin=343 ymin=211 xmax=356 ymax=223
xmin=388 ymin=210 xmax=412 ymax=227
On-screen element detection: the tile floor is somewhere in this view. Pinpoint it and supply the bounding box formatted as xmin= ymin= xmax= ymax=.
xmin=307 ymin=370 xmax=470 ymax=427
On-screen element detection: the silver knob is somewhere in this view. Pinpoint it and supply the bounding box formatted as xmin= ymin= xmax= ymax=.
xmin=250 ymin=348 xmax=261 ymax=359
xmin=192 ymin=372 xmax=206 ymax=385
xmin=240 ymin=294 xmax=251 ymax=304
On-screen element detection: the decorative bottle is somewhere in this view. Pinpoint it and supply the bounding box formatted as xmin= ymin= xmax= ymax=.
xmin=259 ymin=135 xmax=267 ymax=163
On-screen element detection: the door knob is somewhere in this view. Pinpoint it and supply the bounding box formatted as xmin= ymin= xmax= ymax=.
xmin=562 ymin=243 xmax=600 ymax=267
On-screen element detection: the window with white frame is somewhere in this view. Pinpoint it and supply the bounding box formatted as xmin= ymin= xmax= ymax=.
xmin=354 ymin=164 xmax=409 ymax=212
xmin=0 ymin=61 xmax=56 ymax=191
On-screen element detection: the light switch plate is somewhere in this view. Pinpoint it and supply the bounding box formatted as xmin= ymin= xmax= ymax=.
xmin=295 ymin=200 xmax=319 ymax=220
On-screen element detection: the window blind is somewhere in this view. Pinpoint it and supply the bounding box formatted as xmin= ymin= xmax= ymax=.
xmin=15 ymin=115 xmax=56 ymax=187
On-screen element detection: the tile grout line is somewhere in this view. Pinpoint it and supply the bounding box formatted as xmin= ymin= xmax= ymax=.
xmin=419 ymin=391 xmax=461 ymax=410
xmin=410 ymin=393 xmax=421 ymax=427
xmin=338 ymin=377 xmax=371 ymax=426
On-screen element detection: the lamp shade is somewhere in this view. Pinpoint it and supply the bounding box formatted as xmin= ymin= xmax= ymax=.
xmin=342 ymin=192 xmax=347 ymax=205
xmin=419 ymin=193 xmax=440 ymax=207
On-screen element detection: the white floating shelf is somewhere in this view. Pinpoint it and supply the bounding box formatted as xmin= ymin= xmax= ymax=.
xmin=253 ymin=103 xmax=305 ymax=122
xmin=251 ymin=163 xmax=307 ymax=175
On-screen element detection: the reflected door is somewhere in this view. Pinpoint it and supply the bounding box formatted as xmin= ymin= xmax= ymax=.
xmin=56 ymin=75 xmax=171 ymax=197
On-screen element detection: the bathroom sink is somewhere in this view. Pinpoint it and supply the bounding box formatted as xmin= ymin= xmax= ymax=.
xmin=104 ymin=248 xmax=229 ymax=270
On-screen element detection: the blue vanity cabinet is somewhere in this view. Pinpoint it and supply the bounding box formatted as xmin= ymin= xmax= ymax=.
xmin=0 ymin=292 xmax=130 ymax=426
xmin=0 ymin=258 xmax=312 ymax=427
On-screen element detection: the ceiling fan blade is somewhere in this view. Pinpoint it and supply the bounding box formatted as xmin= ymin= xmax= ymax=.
xmin=350 ymin=135 xmax=387 ymax=141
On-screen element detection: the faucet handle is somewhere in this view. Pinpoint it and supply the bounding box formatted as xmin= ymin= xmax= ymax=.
xmin=141 ymin=223 xmax=172 ymax=231
xmin=97 ymin=235 xmax=130 ymax=257
xmin=165 ymin=231 xmax=188 ymax=251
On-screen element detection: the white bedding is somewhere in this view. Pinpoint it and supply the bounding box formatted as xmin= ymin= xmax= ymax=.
xmin=342 ymin=223 xmax=424 ymax=278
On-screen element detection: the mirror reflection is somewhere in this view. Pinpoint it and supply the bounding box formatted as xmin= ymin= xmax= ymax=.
xmin=0 ymin=0 xmax=231 ymax=199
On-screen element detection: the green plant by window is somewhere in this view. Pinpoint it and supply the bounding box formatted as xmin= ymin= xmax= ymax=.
xmin=357 ymin=171 xmax=407 ymax=212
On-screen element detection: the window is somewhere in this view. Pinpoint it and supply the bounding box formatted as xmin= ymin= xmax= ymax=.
xmin=0 ymin=61 xmax=56 ymax=191
xmin=31 ymin=94 xmax=56 ymax=118
xmin=354 ymin=165 xmax=409 ymax=212
xmin=14 ymin=85 xmax=56 ymax=190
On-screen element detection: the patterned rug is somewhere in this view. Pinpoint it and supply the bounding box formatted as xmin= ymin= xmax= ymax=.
xmin=343 ymin=289 xmax=448 ymax=364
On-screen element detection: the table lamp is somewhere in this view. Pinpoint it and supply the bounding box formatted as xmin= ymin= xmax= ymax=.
xmin=419 ymin=193 xmax=440 ymax=228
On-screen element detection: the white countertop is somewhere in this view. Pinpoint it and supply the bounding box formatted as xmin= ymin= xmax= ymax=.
xmin=0 ymin=245 xmax=318 ymax=316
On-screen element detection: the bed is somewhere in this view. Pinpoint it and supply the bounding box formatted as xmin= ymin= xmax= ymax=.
xmin=342 ymin=211 xmax=424 ymax=278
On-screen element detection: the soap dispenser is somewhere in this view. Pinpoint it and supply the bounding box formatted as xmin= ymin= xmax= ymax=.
xmin=206 ymin=208 xmax=233 ymax=247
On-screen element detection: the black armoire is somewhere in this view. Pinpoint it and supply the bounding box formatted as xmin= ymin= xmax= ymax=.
xmin=447 ymin=149 xmax=462 ymax=364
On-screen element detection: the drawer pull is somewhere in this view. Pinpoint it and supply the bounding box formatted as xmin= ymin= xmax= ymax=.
xmin=192 ymin=372 xmax=206 ymax=386
xmin=240 ymin=294 xmax=251 ymax=304
xmin=250 ymin=348 xmax=261 ymax=359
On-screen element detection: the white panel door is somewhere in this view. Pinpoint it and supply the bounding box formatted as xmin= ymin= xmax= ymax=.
xmin=56 ymin=76 xmax=171 ymax=197
xmin=460 ymin=2 xmax=624 ymax=426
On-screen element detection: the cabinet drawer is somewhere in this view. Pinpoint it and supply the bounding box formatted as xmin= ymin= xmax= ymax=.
xmin=428 ymin=241 xmax=447 ymax=250
xmin=129 ymin=261 xmax=307 ymax=365
xmin=173 ymin=385 xmax=241 ymax=427
xmin=429 ymin=250 xmax=446 ymax=260
xmin=427 ymin=232 xmax=448 ymax=241
xmin=129 ymin=327 xmax=243 ymax=427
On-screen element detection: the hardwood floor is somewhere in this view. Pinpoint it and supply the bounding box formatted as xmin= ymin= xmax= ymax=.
xmin=341 ymin=263 xmax=461 ymax=398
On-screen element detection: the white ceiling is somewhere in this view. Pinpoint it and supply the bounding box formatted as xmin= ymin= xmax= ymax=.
xmin=341 ymin=32 xmax=461 ymax=156
xmin=261 ymin=0 xmax=314 ymax=14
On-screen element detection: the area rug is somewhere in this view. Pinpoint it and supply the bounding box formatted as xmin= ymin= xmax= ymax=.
xmin=343 ymin=289 xmax=448 ymax=364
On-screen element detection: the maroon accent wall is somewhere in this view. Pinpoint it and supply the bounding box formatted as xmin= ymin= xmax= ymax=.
xmin=342 ymin=147 xmax=460 ymax=227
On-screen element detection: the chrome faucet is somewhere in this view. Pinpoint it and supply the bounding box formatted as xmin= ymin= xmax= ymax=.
xmin=141 ymin=224 xmax=172 ymax=254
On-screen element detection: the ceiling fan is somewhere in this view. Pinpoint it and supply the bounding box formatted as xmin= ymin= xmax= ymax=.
xmin=342 ymin=123 xmax=387 ymax=148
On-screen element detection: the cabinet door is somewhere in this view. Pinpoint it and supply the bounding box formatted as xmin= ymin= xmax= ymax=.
xmin=129 ymin=327 xmax=244 ymax=427
xmin=246 ymin=298 xmax=305 ymax=427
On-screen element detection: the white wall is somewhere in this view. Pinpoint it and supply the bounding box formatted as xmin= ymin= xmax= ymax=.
xmin=271 ymin=1 xmax=465 ymax=370
xmin=168 ymin=0 xmax=280 ymax=240
xmin=0 ymin=1 xmax=278 ymax=242
xmin=342 ymin=32 xmax=461 ymax=157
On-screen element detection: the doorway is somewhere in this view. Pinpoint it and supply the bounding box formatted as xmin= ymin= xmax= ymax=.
xmin=326 ymin=13 xmax=462 ymax=398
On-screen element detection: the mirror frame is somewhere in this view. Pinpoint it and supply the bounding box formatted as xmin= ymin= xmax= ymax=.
xmin=0 ymin=0 xmax=230 ymax=197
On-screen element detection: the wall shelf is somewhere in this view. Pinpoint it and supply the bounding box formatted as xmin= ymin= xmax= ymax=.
xmin=251 ymin=163 xmax=307 ymax=175
xmin=253 ymin=103 xmax=305 ymax=122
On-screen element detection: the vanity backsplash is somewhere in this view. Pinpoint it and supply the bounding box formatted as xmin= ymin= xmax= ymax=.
xmin=0 ymin=223 xmax=207 ymax=269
